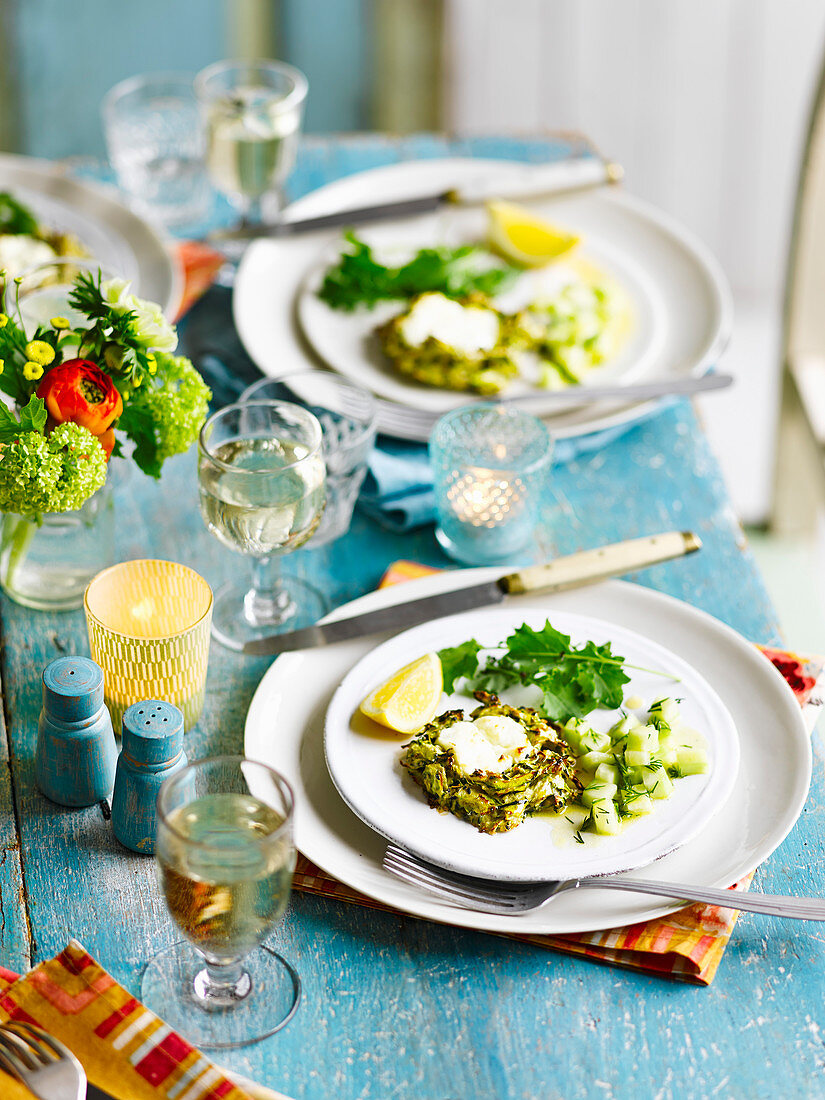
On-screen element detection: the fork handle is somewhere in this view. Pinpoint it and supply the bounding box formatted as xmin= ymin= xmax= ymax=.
xmin=578 ymin=876 xmax=825 ymax=920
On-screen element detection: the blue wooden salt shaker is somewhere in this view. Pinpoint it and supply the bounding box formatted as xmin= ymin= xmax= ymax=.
xmin=36 ymin=656 xmax=117 ymax=807
xmin=112 ymin=700 xmax=187 ymax=854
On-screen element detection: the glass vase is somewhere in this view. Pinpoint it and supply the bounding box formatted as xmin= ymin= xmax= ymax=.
xmin=0 ymin=484 xmax=115 ymax=611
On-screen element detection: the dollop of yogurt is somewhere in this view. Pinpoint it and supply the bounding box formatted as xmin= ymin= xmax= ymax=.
xmin=437 ymin=714 xmax=532 ymax=775
xmin=399 ymin=292 xmax=500 ymax=356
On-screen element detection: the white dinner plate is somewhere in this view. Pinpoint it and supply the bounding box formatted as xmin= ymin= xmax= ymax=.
xmin=324 ymin=606 xmax=739 ymax=881
xmin=0 ymin=153 xmax=182 ymax=316
xmin=297 ymin=231 xmax=667 ymax=416
xmin=233 ymin=158 xmax=732 ymax=442
xmin=244 ymin=573 xmax=811 ymax=935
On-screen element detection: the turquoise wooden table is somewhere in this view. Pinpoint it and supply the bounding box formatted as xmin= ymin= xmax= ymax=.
xmin=1 ymin=135 xmax=823 ymax=1100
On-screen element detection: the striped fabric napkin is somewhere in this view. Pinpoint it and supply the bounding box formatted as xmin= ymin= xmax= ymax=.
xmin=291 ymin=559 xmax=825 ymax=985
xmin=0 ymin=942 xmax=290 ymax=1100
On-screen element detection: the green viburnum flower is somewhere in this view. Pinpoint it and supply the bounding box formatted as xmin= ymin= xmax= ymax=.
xmin=101 ymin=277 xmax=178 ymax=353
xmin=0 ymin=422 xmax=106 ymax=517
xmin=117 ymin=352 xmax=211 ymax=477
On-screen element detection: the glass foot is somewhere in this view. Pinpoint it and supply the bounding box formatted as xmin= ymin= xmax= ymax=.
xmin=141 ymin=941 xmax=300 ymax=1049
xmin=210 ymin=575 xmax=329 ymax=652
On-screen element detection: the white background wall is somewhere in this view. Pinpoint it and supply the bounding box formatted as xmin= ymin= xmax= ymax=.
xmin=444 ymin=0 xmax=825 ymax=522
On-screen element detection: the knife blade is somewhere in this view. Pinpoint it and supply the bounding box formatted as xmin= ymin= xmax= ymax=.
xmin=242 ymin=530 xmax=700 ymax=656
xmin=209 ymin=157 xmax=622 ymax=242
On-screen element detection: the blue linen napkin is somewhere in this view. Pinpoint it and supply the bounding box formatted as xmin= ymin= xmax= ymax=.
xmin=358 ymin=407 xmax=670 ymax=533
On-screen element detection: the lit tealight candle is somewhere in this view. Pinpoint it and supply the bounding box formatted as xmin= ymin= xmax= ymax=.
xmin=430 ymin=405 xmax=552 ymax=565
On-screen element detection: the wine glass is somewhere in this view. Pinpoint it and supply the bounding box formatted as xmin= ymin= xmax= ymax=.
xmin=240 ymin=371 xmax=377 ymax=547
xmin=194 ymin=58 xmax=308 ymax=227
xmin=142 ymin=757 xmax=300 ymax=1048
xmin=197 ymin=399 xmax=327 ymax=650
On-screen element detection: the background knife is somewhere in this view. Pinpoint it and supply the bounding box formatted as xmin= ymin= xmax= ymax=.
xmin=210 ymin=157 xmax=622 ymax=242
xmin=242 ymin=530 xmax=700 ymax=656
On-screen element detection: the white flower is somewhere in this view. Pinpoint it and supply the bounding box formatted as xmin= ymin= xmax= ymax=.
xmin=100 ymin=278 xmax=178 ymax=353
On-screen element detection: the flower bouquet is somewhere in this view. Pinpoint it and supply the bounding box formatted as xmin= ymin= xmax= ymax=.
xmin=0 ymin=269 xmax=211 ymax=609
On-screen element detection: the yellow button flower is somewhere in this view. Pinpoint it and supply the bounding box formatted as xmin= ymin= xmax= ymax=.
xmin=24 ymin=340 xmax=55 ymax=366
xmin=0 ymin=314 xmax=8 ymax=329
xmin=23 ymin=361 xmax=44 ymax=381
xmin=50 ymin=316 xmax=71 ymax=330
xmin=147 ymin=354 xmax=157 ymax=375
xmin=0 ymin=359 xmax=4 ymax=375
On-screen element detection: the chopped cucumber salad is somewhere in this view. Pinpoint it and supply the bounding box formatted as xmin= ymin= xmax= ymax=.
xmin=561 ymin=697 xmax=708 ymax=838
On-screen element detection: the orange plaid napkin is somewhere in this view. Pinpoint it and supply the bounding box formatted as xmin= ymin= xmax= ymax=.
xmin=292 ymin=560 xmax=825 ymax=985
xmin=0 ymin=942 xmax=289 ymax=1100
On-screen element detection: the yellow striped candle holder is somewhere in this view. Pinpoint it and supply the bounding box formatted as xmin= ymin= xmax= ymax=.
xmin=84 ymin=560 xmax=213 ymax=733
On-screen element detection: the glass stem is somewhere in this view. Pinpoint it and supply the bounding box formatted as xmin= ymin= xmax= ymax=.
xmin=193 ymin=957 xmax=252 ymax=1006
xmin=245 ymin=556 xmax=296 ymax=627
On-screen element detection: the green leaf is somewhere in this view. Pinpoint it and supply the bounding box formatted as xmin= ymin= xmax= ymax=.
xmin=317 ymin=233 xmax=519 ymax=311
xmin=18 ymin=395 xmax=47 ymax=435
xmin=438 ymin=639 xmax=482 ymax=693
xmin=0 ymin=396 xmax=47 ymax=442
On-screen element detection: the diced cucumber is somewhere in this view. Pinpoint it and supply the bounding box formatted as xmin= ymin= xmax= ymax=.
xmin=624 ymin=749 xmax=651 ymax=767
xmin=627 ymin=724 xmax=658 ymax=753
xmin=579 ymin=729 xmax=611 ymax=754
xmin=657 ymin=736 xmax=678 ymax=769
xmin=578 ymin=750 xmax=614 ymax=772
xmin=610 ymin=713 xmax=641 ymax=739
xmin=561 ymin=718 xmax=587 ymax=751
xmin=648 ymin=698 xmax=680 ymax=726
xmin=595 ymin=763 xmax=619 ymax=786
xmin=675 ymin=745 xmax=708 ymax=776
xmin=581 ymin=781 xmax=618 ymax=807
xmin=641 ymin=768 xmax=674 ymax=799
xmin=622 ymin=791 xmax=654 ymax=816
xmin=590 ymin=798 xmax=621 ymax=836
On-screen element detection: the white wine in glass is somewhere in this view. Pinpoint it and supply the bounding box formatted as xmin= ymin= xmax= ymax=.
xmin=143 ymin=757 xmax=300 ymax=1049
xmin=197 ymin=400 xmax=327 ymax=651
xmin=195 ymin=59 xmax=308 ymax=225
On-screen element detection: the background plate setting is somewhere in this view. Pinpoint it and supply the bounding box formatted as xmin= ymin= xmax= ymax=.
xmin=234 ymin=157 xmax=732 ymax=441
xmin=0 ymin=152 xmax=181 ymax=315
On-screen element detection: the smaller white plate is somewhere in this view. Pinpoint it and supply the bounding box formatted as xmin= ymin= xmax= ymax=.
xmin=324 ymin=606 xmax=739 ymax=881
xmin=297 ymin=227 xmax=668 ymax=416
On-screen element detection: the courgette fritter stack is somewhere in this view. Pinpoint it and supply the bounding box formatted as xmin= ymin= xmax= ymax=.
xmin=401 ymin=692 xmax=581 ymax=834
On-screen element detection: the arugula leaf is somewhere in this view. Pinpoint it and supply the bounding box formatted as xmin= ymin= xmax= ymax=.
xmin=0 ymin=396 xmax=47 ymax=442
xmin=438 ymin=639 xmax=482 ymax=693
xmin=450 ymin=618 xmax=631 ymax=723
xmin=318 ymin=232 xmax=519 ymax=311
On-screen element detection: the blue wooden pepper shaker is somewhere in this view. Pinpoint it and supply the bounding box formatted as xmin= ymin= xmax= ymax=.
xmin=36 ymin=656 xmax=117 ymax=807
xmin=112 ymin=700 xmax=187 ymax=854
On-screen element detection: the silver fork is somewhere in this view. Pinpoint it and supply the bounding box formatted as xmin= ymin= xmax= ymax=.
xmin=0 ymin=1022 xmax=86 ymax=1099
xmin=384 ymin=843 xmax=825 ymax=919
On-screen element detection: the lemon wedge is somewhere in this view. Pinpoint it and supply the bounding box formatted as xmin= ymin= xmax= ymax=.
xmin=359 ymin=652 xmax=443 ymax=733
xmin=487 ymin=200 xmax=580 ymax=268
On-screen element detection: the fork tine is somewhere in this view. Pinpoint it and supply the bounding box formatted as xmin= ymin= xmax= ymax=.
xmin=0 ymin=1029 xmax=38 ymax=1072
xmin=7 ymin=1022 xmax=61 ymax=1062
xmin=384 ymin=848 xmax=525 ymax=902
xmin=384 ymin=852 xmax=510 ymax=904
xmin=384 ymin=855 xmax=526 ymax=911
xmin=0 ymin=1045 xmax=24 ymax=1082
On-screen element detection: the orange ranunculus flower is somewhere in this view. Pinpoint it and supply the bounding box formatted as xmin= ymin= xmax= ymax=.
xmin=36 ymin=359 xmax=123 ymax=436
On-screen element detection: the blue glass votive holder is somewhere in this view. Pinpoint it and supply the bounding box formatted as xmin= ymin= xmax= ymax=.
xmin=429 ymin=404 xmax=553 ymax=565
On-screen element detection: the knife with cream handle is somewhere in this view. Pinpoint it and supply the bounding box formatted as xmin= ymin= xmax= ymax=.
xmin=241 ymin=531 xmax=700 ymax=655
